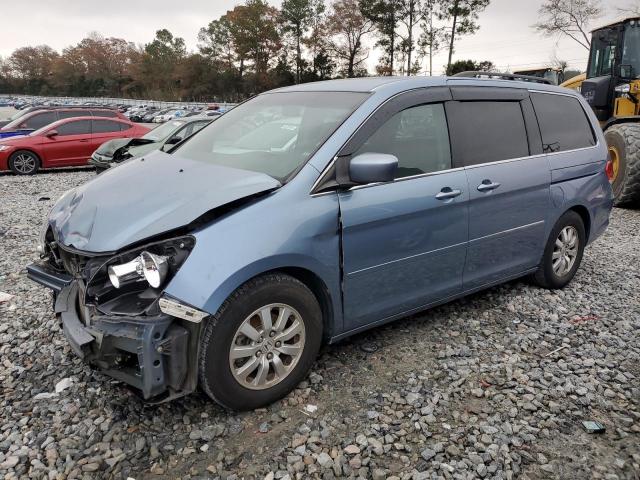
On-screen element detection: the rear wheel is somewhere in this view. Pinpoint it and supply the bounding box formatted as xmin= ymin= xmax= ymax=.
xmin=533 ymin=211 xmax=586 ymax=289
xmin=198 ymin=273 xmax=322 ymax=410
xmin=8 ymin=150 xmax=40 ymax=175
xmin=605 ymin=123 xmax=640 ymax=207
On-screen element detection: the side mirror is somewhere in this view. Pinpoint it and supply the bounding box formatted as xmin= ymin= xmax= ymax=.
xmin=348 ymin=153 xmax=398 ymax=185
xmin=46 ymin=130 xmax=58 ymax=138
xmin=618 ymin=64 xmax=634 ymax=79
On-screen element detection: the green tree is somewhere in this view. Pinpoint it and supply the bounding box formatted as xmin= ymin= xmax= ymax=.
xmin=281 ymin=0 xmax=324 ymax=84
xmin=226 ymin=0 xmax=281 ymax=93
xmin=439 ymin=0 xmax=491 ymax=73
xmin=445 ymin=58 xmax=494 ymax=75
xmin=360 ymin=0 xmax=402 ymax=75
xmin=141 ymin=29 xmax=187 ymax=99
xmin=418 ymin=0 xmax=447 ymax=75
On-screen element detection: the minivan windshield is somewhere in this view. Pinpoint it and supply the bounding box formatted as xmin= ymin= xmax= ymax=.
xmin=175 ymin=91 xmax=368 ymax=181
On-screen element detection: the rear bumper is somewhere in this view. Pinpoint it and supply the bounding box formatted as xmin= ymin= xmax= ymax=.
xmin=28 ymin=262 xmax=198 ymax=401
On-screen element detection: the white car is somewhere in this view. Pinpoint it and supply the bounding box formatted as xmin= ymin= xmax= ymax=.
xmin=153 ymin=109 xmax=186 ymax=123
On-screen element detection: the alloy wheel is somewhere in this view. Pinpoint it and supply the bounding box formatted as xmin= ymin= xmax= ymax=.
xmin=552 ymin=226 xmax=579 ymax=277
xmin=12 ymin=153 xmax=37 ymax=174
xmin=229 ymin=303 xmax=306 ymax=390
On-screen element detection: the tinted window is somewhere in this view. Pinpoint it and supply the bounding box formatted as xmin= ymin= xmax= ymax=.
xmin=57 ymin=120 xmax=91 ymax=136
xmin=92 ymin=120 xmax=123 ymax=133
xmin=92 ymin=110 xmax=118 ymax=118
xmin=120 ymin=123 xmax=132 ymax=131
xmin=531 ymin=93 xmax=596 ymax=153
xmin=58 ymin=110 xmax=91 ymax=119
xmin=354 ymin=103 xmax=451 ymax=179
xmin=449 ymin=101 xmax=529 ymax=166
xmin=25 ymin=112 xmax=57 ymax=129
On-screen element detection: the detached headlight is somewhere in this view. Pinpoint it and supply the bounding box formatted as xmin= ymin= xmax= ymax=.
xmin=0 ymin=145 xmax=11 ymax=152
xmin=108 ymin=251 xmax=170 ymax=289
xmin=615 ymin=83 xmax=631 ymax=93
xmin=104 ymin=236 xmax=194 ymax=290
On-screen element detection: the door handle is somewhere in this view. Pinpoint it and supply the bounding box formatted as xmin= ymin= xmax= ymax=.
xmin=435 ymin=187 xmax=462 ymax=200
xmin=477 ymin=180 xmax=501 ymax=192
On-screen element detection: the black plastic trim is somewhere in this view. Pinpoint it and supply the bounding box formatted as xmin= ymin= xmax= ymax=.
xmin=27 ymin=262 xmax=73 ymax=293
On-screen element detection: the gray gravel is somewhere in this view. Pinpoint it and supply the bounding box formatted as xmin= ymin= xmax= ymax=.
xmin=0 ymin=170 xmax=639 ymax=480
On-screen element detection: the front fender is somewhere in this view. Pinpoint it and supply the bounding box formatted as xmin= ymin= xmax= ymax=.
xmin=164 ymin=165 xmax=344 ymax=334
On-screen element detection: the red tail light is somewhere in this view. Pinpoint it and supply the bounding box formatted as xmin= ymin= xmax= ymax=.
xmin=605 ymin=159 xmax=614 ymax=180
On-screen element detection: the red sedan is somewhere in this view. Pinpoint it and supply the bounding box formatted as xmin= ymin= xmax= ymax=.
xmin=0 ymin=117 xmax=150 ymax=174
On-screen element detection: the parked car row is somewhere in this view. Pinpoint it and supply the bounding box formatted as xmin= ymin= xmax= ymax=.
xmin=0 ymin=100 xmax=223 ymax=174
xmin=1 ymin=96 xmax=235 ymax=124
xmin=0 ymin=117 xmax=149 ymax=174
xmin=122 ymin=104 xmax=230 ymax=124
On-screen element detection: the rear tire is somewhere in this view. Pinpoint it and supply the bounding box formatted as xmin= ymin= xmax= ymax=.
xmin=8 ymin=150 xmax=40 ymax=175
xmin=532 ymin=211 xmax=586 ymax=289
xmin=198 ymin=273 xmax=323 ymax=410
xmin=604 ymin=123 xmax=640 ymax=207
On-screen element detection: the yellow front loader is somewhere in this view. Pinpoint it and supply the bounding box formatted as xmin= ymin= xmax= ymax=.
xmin=561 ymin=17 xmax=640 ymax=206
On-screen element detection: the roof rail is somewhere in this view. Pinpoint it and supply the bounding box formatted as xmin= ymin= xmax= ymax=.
xmin=452 ymin=71 xmax=552 ymax=85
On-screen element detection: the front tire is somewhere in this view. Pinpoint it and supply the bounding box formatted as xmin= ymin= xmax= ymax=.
xmin=533 ymin=211 xmax=586 ymax=289
xmin=605 ymin=123 xmax=640 ymax=207
xmin=199 ymin=273 xmax=323 ymax=410
xmin=8 ymin=150 xmax=40 ymax=175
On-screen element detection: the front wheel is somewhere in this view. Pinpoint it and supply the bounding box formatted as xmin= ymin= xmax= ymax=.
xmin=198 ymin=273 xmax=323 ymax=410
xmin=532 ymin=211 xmax=586 ymax=289
xmin=9 ymin=150 xmax=40 ymax=175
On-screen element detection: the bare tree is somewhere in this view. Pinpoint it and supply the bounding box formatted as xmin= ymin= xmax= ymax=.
xmin=327 ymin=0 xmax=374 ymax=77
xmin=534 ymin=0 xmax=602 ymax=50
xmin=618 ymin=1 xmax=640 ymax=15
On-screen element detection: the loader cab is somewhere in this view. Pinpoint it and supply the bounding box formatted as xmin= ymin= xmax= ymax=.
xmin=584 ymin=18 xmax=640 ymax=121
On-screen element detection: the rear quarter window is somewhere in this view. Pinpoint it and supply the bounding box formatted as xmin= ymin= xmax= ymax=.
xmin=25 ymin=112 xmax=57 ymax=129
xmin=531 ymin=92 xmax=596 ymax=153
xmin=92 ymin=120 xmax=124 ymax=133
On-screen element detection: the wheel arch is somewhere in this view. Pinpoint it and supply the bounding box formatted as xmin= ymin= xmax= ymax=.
xmin=566 ymin=204 xmax=591 ymax=241
xmin=603 ymin=116 xmax=640 ymax=131
xmin=187 ymin=258 xmax=341 ymax=342
xmin=268 ymin=267 xmax=335 ymax=342
xmin=10 ymin=148 xmax=42 ymax=162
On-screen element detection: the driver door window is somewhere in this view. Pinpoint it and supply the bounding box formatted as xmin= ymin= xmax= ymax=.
xmin=57 ymin=120 xmax=91 ymax=136
xmin=353 ymin=103 xmax=452 ymax=179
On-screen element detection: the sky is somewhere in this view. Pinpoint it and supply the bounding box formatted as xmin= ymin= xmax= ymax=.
xmin=0 ymin=0 xmax=633 ymax=75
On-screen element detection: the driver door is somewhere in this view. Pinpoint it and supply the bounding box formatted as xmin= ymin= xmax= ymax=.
xmin=42 ymin=120 xmax=92 ymax=166
xmin=337 ymin=88 xmax=470 ymax=330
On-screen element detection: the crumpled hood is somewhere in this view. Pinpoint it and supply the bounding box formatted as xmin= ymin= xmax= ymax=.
xmin=49 ymin=150 xmax=281 ymax=253
xmin=95 ymin=138 xmax=157 ymax=158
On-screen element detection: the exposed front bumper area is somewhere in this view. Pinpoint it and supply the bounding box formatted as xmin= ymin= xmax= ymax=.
xmin=29 ymin=261 xmax=200 ymax=402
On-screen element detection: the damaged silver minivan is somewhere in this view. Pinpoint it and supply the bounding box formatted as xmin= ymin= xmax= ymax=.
xmin=28 ymin=76 xmax=612 ymax=409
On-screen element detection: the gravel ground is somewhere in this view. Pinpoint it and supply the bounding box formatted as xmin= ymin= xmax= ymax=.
xmin=1 ymin=170 xmax=639 ymax=480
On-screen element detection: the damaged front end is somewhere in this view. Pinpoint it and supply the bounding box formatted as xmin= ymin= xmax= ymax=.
xmin=28 ymin=232 xmax=206 ymax=402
